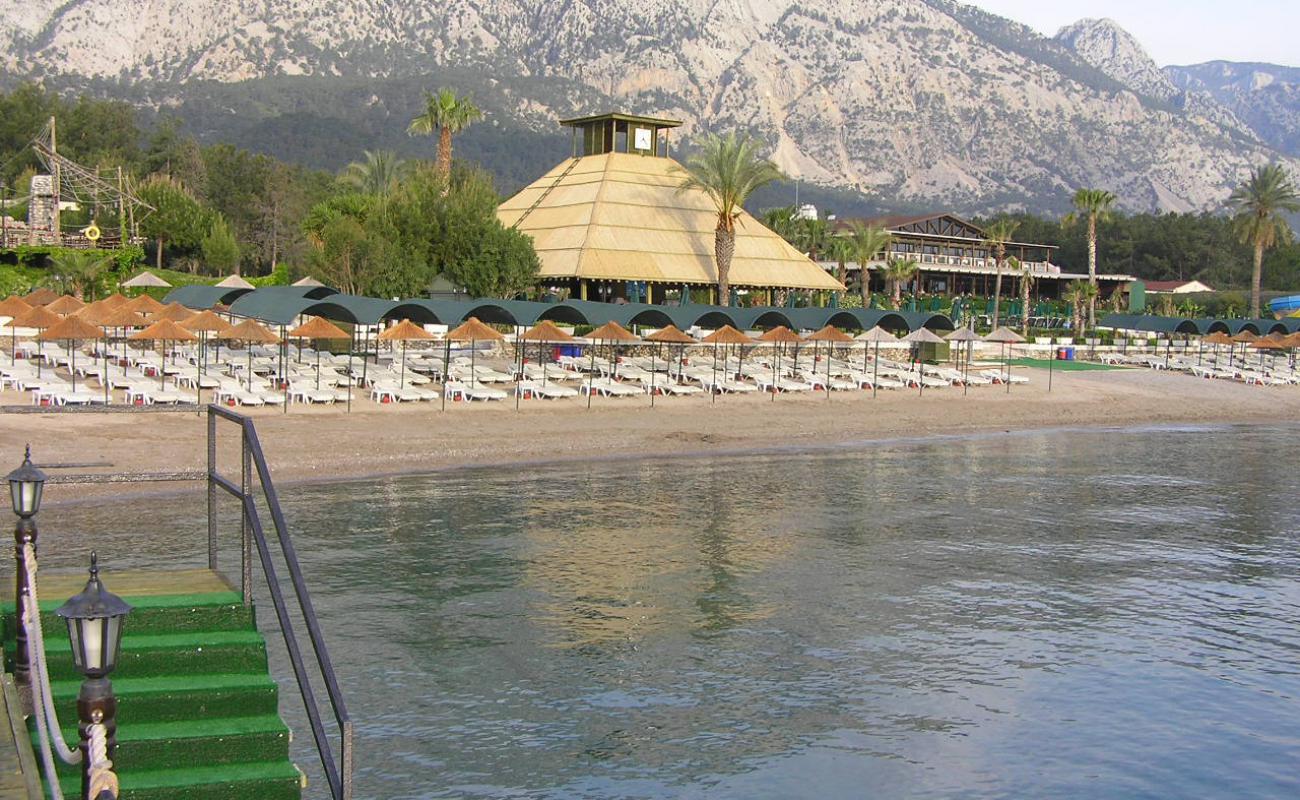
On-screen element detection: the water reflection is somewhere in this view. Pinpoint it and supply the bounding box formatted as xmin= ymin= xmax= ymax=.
xmin=26 ymin=424 xmax=1300 ymax=799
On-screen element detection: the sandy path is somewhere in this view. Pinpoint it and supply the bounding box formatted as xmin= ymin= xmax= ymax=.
xmin=1 ymin=366 xmax=1296 ymax=507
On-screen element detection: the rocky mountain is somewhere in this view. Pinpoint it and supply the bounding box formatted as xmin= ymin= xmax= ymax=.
xmin=1 ymin=0 xmax=1295 ymax=214
xmin=1054 ymin=18 xmax=1179 ymax=104
xmin=1165 ymin=62 xmax=1300 ymax=159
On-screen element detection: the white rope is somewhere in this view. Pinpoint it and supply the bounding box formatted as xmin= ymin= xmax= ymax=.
xmin=22 ymin=542 xmax=81 ymax=765
xmin=87 ymin=723 xmax=119 ymax=799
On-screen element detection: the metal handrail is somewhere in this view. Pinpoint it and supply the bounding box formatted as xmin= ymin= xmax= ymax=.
xmin=206 ymin=404 xmax=353 ymax=800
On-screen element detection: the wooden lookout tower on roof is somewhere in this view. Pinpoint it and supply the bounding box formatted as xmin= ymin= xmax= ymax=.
xmin=499 ymin=111 xmax=842 ymax=304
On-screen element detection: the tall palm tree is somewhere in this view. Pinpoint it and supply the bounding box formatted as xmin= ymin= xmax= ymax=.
xmin=407 ymin=88 xmax=484 ymax=189
xmin=340 ymin=150 xmax=407 ymax=197
xmin=1065 ymin=188 xmax=1117 ymax=329
xmin=1229 ymin=164 xmax=1300 ymax=317
xmin=848 ymin=222 xmax=892 ymax=308
xmin=981 ymin=219 xmax=1019 ymax=326
xmin=882 ymin=258 xmax=918 ymax=309
xmin=825 ymin=236 xmax=855 ymax=305
xmin=1013 ymin=256 xmax=1033 ymax=336
xmin=798 ymin=215 xmax=830 ymax=263
xmin=761 ymin=206 xmax=798 ymax=243
xmin=676 ymin=132 xmax=784 ymax=307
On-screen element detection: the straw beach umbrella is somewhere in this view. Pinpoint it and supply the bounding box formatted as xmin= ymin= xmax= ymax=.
xmin=0 ymin=295 xmax=32 ymax=364
xmin=378 ymin=319 xmax=434 ymax=395
xmin=215 ymin=274 xmax=255 ymax=290
xmin=45 ymin=294 xmax=85 ymax=316
xmin=181 ymin=310 xmax=233 ymax=404
xmin=288 ymin=316 xmax=349 ymax=388
xmin=1229 ymin=330 xmax=1258 ymax=368
xmin=1202 ymin=331 xmax=1233 ymax=367
xmin=124 ymin=293 xmax=166 ymax=316
xmin=100 ymin=292 xmax=129 ymax=309
xmin=445 ymin=317 xmax=506 ymax=410
xmin=151 ymin=302 xmax=197 ymax=322
xmin=984 ymin=327 xmax=1026 ymax=392
xmin=11 ymin=305 xmax=61 ymax=376
xmin=518 ymin=320 xmax=577 ymax=406
xmin=99 ymin=308 xmax=150 ymax=386
xmin=583 ymin=321 xmax=640 ymax=409
xmin=700 ymin=325 xmax=754 ymax=404
xmin=131 ymin=319 xmax=198 ymax=393
xmin=857 ymin=326 xmax=898 ymax=399
xmin=757 ymin=326 xmax=803 ymax=400
xmin=903 ymin=327 xmax=946 ymax=396
xmin=945 ymin=327 xmax=982 ymax=394
xmin=807 ymin=325 xmax=854 ymax=401
xmin=38 ymin=315 xmax=106 ymax=396
xmin=23 ymin=287 xmax=59 ymax=306
xmin=220 ymin=319 xmax=281 ymax=399
xmin=644 ymin=325 xmax=697 ymax=406
xmin=121 ymin=271 xmax=172 ymax=290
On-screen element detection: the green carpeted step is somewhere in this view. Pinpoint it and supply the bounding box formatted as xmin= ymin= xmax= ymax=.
xmin=3 ymin=591 xmax=255 ymax=640
xmin=48 ymin=673 xmax=280 ymax=724
xmin=32 ymin=630 xmax=268 ymax=682
xmin=57 ymin=759 xmax=303 ymax=800
xmin=43 ymin=714 xmax=291 ymax=774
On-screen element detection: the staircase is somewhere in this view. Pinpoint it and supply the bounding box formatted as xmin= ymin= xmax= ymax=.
xmin=3 ymin=568 xmax=302 ymax=800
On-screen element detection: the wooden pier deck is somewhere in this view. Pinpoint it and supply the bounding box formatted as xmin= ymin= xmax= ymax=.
xmin=0 ymin=672 xmax=41 ymax=799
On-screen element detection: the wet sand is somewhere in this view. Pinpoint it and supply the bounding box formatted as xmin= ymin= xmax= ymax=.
xmin=3 ymin=365 xmax=1298 ymax=507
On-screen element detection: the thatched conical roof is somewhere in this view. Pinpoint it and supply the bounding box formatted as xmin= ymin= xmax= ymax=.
xmin=45 ymin=295 xmax=85 ymax=315
xmin=983 ymin=326 xmax=1026 ymax=344
xmin=700 ymin=325 xmax=754 ymax=345
xmin=447 ymin=317 xmax=505 ymax=342
xmin=498 ymin=152 xmax=843 ymax=292
xmin=23 ymin=287 xmax=59 ymax=306
xmin=38 ymin=315 xmax=105 ymax=340
xmin=757 ymin=325 xmax=804 ymax=344
xmin=73 ymin=300 xmax=115 ymax=326
xmin=1202 ymin=332 xmax=1234 ymax=345
xmin=519 ymin=320 xmax=578 ymax=343
xmin=586 ymin=321 xmax=640 ymax=342
xmin=124 ymin=294 xmax=166 ymax=314
xmin=181 ymin=310 xmax=232 ymax=333
xmin=121 ymin=271 xmax=172 ymax=288
xmin=904 ymin=327 xmax=947 ymax=345
xmin=100 ymin=292 xmax=130 ymax=309
xmin=292 ymin=276 xmax=326 ymax=287
xmin=11 ymin=305 xmax=62 ymax=329
xmin=806 ymin=325 xmax=854 ymax=343
xmin=1230 ymin=330 xmax=1259 ymax=343
xmin=221 ymin=318 xmax=280 ymax=344
xmin=945 ymin=327 xmax=981 ymax=342
xmin=856 ymin=326 xmax=899 ymax=343
xmin=288 ymin=316 xmax=348 ymax=340
xmin=378 ymin=319 xmax=435 ymax=342
xmin=645 ymin=324 xmax=697 ymax=344
xmin=0 ymin=295 xmax=32 ymax=318
xmin=215 ymin=275 xmax=255 ymax=289
xmin=151 ymin=302 xmax=197 ymax=322
xmin=130 ymin=319 xmax=199 ymax=342
xmin=100 ymin=308 xmax=151 ymax=329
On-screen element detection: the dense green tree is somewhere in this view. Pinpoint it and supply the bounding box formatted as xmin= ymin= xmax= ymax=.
xmin=825 ymin=236 xmax=855 ymax=302
xmin=340 ymin=150 xmax=408 ymax=197
xmin=1229 ymin=164 xmax=1300 ymax=317
xmin=201 ymin=214 xmax=241 ymax=274
xmin=136 ymin=175 xmax=209 ymax=271
xmin=882 ymin=259 xmax=918 ymax=309
xmin=677 ymin=132 xmax=783 ymax=306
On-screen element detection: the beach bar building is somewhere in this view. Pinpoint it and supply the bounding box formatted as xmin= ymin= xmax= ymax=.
xmin=497 ymin=112 xmax=844 ymax=305
xmin=830 ymin=214 xmax=1136 ymax=301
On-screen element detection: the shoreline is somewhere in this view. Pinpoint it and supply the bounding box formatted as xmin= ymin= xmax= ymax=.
xmin=4 ymin=367 xmax=1299 ymax=507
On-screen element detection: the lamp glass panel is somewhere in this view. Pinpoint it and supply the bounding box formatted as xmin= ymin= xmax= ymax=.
xmin=66 ymin=619 xmax=84 ymax=671
xmin=104 ymin=616 xmax=121 ymax=670
xmin=82 ymin=618 xmax=104 ymax=672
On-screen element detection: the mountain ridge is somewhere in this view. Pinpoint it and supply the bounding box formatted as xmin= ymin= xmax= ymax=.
xmin=2 ymin=0 xmax=1297 ymax=215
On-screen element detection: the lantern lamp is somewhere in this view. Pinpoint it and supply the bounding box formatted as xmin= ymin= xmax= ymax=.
xmin=55 ymin=553 xmax=132 ymax=679
xmin=7 ymin=445 xmax=46 ymax=518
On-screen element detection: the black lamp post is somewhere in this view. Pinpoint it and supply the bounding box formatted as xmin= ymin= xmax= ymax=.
xmin=56 ymin=553 xmax=131 ymax=800
xmin=8 ymin=445 xmax=47 ymax=687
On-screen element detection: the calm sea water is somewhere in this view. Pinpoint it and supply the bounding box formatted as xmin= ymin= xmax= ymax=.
xmin=34 ymin=424 xmax=1300 ymax=799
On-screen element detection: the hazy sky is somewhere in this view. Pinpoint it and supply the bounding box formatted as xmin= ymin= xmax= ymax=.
xmin=970 ymin=1 xmax=1296 ymax=67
